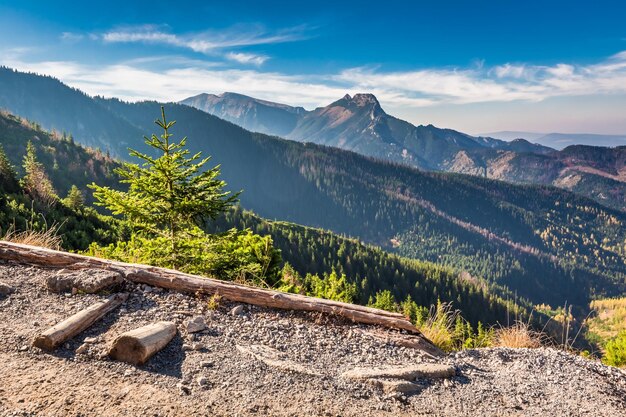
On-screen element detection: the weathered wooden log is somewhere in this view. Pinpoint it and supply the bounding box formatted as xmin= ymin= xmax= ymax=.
xmin=355 ymin=328 xmax=443 ymax=357
xmin=109 ymin=321 xmax=177 ymax=365
xmin=0 ymin=241 xmax=420 ymax=334
xmin=33 ymin=293 xmax=128 ymax=351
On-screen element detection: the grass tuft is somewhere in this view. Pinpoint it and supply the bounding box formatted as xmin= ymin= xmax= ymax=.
xmin=494 ymin=320 xmax=543 ymax=348
xmin=417 ymin=301 xmax=459 ymax=351
xmin=2 ymin=225 xmax=62 ymax=250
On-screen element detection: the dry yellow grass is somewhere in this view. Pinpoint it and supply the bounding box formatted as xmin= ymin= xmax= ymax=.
xmin=2 ymin=227 xmax=62 ymax=250
xmin=417 ymin=302 xmax=459 ymax=351
xmin=494 ymin=321 xmax=543 ymax=348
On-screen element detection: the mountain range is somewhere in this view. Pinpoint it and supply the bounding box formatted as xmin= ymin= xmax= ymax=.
xmin=0 ymin=67 xmax=625 ymax=313
xmin=181 ymin=91 xmax=626 ymax=212
xmin=484 ymin=131 xmax=626 ymax=149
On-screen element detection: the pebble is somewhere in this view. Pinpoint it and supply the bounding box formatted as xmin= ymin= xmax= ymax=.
xmin=230 ymin=305 xmax=244 ymax=316
xmin=197 ymin=376 xmax=209 ymax=387
xmin=76 ymin=343 xmax=89 ymax=354
xmin=185 ymin=316 xmax=207 ymax=333
xmin=176 ymin=383 xmax=191 ymax=395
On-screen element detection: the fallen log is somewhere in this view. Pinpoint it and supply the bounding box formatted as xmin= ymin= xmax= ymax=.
xmin=109 ymin=321 xmax=177 ymax=365
xmin=0 ymin=241 xmax=421 ymax=335
xmin=33 ymin=293 xmax=128 ymax=351
xmin=354 ymin=328 xmax=443 ymax=357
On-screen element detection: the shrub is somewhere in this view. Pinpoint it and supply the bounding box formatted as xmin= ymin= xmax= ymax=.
xmin=603 ymin=330 xmax=626 ymax=367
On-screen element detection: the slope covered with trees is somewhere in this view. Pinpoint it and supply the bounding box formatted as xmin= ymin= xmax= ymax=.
xmin=1 ymin=69 xmax=625 ymax=314
xmin=0 ymin=110 xmax=517 ymax=327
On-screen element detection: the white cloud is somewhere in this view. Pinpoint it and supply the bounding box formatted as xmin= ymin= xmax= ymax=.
xmin=3 ymin=47 xmax=626 ymax=112
xmin=100 ymin=24 xmax=306 ymax=55
xmin=493 ymin=64 xmax=532 ymax=79
xmin=225 ymin=52 xmax=268 ymax=66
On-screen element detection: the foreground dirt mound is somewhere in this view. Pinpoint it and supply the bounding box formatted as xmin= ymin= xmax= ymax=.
xmin=1 ymin=262 xmax=625 ymax=416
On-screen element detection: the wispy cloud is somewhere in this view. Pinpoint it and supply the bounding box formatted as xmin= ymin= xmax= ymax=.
xmin=60 ymin=32 xmax=84 ymax=42
xmin=225 ymin=52 xmax=268 ymax=66
xmin=3 ymin=48 xmax=626 ymax=111
xmin=98 ymin=23 xmax=307 ymax=64
xmin=336 ymin=51 xmax=626 ymax=106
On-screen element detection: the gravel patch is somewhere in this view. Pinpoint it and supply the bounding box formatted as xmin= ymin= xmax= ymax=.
xmin=0 ymin=261 xmax=625 ymax=416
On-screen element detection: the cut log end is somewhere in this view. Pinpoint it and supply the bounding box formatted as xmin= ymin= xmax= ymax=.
xmin=109 ymin=336 xmax=149 ymax=365
xmin=32 ymin=335 xmax=55 ymax=351
xmin=109 ymin=321 xmax=177 ymax=366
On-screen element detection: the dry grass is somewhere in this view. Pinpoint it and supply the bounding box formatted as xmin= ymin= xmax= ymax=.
xmin=417 ymin=302 xmax=459 ymax=351
xmin=206 ymin=293 xmax=223 ymax=311
xmin=2 ymin=226 xmax=62 ymax=250
xmin=494 ymin=321 xmax=543 ymax=348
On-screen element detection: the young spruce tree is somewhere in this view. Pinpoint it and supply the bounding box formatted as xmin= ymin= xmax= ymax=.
xmin=90 ymin=107 xmax=238 ymax=269
xmin=22 ymin=141 xmax=58 ymax=207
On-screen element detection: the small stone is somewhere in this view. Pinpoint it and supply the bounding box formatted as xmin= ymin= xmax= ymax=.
xmin=443 ymin=378 xmax=451 ymax=388
xmin=0 ymin=281 xmax=14 ymax=295
xmin=177 ymin=383 xmax=191 ymax=395
xmin=230 ymin=305 xmax=244 ymax=316
xmin=84 ymin=337 xmax=99 ymax=344
xmin=18 ymin=345 xmax=28 ymax=352
xmin=182 ymin=344 xmax=193 ymax=351
xmin=192 ymin=343 xmax=205 ymax=351
xmin=117 ymin=386 xmax=132 ymax=399
xmin=124 ymin=369 xmax=134 ymax=377
xmin=200 ymin=361 xmax=214 ymax=368
xmin=76 ymin=343 xmax=89 ymax=354
xmin=185 ymin=316 xmax=207 ymax=333
xmin=197 ymin=376 xmax=209 ymax=387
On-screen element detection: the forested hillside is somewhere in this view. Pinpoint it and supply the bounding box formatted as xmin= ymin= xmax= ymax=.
xmin=0 ymin=111 xmax=120 ymax=202
xmin=0 ymin=110 xmax=518 ymax=326
xmin=0 ymin=67 xmax=143 ymax=155
xmin=1 ymin=69 xmax=625 ymax=314
xmin=97 ymin=98 xmax=626 ymax=309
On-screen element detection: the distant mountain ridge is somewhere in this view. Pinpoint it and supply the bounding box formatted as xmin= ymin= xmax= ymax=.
xmin=181 ymin=92 xmax=552 ymax=171
xmin=181 ymin=92 xmax=306 ymax=137
xmin=182 ymin=91 xmax=626 ymax=211
xmin=484 ymin=131 xmax=626 ymax=149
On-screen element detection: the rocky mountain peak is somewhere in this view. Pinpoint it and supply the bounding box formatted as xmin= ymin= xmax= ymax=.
xmin=352 ymin=93 xmax=380 ymax=107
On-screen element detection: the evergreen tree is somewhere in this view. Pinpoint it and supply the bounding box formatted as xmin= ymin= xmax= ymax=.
xmin=63 ymin=185 xmax=85 ymax=211
xmin=21 ymin=141 xmax=58 ymax=206
xmin=0 ymin=143 xmax=19 ymax=193
xmin=90 ymin=107 xmax=238 ymax=268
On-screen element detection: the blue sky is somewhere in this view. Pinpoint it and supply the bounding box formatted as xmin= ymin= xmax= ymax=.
xmin=1 ymin=0 xmax=626 ymax=134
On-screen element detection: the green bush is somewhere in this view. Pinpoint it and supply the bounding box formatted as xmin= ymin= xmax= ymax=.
xmin=603 ymin=330 xmax=626 ymax=367
xmin=84 ymin=227 xmax=282 ymax=286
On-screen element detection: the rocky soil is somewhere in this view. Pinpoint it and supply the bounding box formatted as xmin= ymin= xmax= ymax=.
xmin=1 ymin=261 xmax=625 ymax=416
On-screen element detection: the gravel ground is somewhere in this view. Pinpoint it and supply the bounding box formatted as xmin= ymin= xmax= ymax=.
xmin=0 ymin=261 xmax=625 ymax=416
